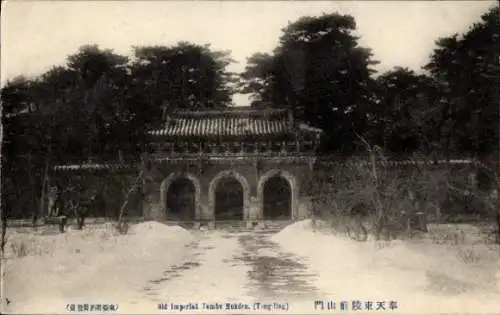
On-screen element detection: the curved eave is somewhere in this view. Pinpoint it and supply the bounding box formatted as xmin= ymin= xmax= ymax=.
xmin=295 ymin=124 xmax=324 ymax=140
xmin=297 ymin=123 xmax=324 ymax=134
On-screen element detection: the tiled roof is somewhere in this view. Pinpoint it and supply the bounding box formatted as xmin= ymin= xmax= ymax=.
xmin=149 ymin=108 xmax=296 ymax=138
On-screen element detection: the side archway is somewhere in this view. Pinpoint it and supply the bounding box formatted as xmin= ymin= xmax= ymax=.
xmin=257 ymin=169 xmax=298 ymax=220
xmin=160 ymin=172 xmax=202 ymax=220
xmin=208 ymin=170 xmax=250 ymax=220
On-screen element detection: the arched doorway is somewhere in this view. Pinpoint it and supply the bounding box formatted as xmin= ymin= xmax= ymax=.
xmin=215 ymin=177 xmax=244 ymax=220
xmin=263 ymin=176 xmax=291 ymax=220
xmin=166 ymin=178 xmax=196 ymax=220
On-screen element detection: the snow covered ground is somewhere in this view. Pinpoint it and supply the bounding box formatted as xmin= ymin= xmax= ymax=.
xmin=272 ymin=220 xmax=500 ymax=314
xmin=2 ymin=220 xmax=500 ymax=314
xmin=2 ymin=222 xmax=195 ymax=314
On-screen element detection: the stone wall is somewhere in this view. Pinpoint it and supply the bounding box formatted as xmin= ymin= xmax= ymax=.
xmin=50 ymin=168 xmax=141 ymax=218
xmin=48 ymin=158 xmax=483 ymax=223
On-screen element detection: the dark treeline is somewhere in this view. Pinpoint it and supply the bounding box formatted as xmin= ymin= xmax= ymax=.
xmin=240 ymin=7 xmax=499 ymax=157
xmin=1 ymin=42 xmax=238 ymax=218
xmin=1 ymin=6 xmax=499 ymax=218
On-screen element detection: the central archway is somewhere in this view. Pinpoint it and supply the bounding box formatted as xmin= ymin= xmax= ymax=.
xmin=263 ymin=176 xmax=291 ymax=220
xmin=166 ymin=178 xmax=196 ymax=220
xmin=208 ymin=170 xmax=250 ymax=221
xmin=215 ymin=177 xmax=244 ymax=220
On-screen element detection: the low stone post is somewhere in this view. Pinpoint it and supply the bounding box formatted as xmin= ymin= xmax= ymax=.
xmin=59 ymin=216 xmax=67 ymax=233
xmin=47 ymin=187 xmax=57 ymax=217
xmin=193 ymin=222 xmax=201 ymax=230
xmin=208 ymin=221 xmax=215 ymax=230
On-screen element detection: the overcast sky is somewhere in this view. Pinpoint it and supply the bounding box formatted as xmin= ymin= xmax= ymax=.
xmin=1 ymin=0 xmax=496 ymax=105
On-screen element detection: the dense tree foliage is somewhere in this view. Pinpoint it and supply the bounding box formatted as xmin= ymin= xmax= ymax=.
xmin=240 ymin=7 xmax=499 ymax=156
xmin=371 ymin=67 xmax=443 ymax=155
xmin=128 ymin=42 xmax=237 ymax=129
xmin=1 ymin=42 xmax=237 ymax=218
xmin=240 ymin=13 xmax=379 ymax=153
xmin=424 ymin=6 xmax=500 ymax=157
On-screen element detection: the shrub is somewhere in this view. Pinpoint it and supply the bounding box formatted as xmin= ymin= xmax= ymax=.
xmin=10 ymin=241 xmax=27 ymax=258
xmin=457 ymin=247 xmax=482 ymax=264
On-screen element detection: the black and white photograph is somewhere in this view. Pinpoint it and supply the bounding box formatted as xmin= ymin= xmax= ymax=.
xmin=1 ymin=0 xmax=499 ymax=314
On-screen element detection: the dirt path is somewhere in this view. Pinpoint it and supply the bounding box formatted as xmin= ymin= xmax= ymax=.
xmin=145 ymin=230 xmax=325 ymax=307
xmin=233 ymin=231 xmax=326 ymax=303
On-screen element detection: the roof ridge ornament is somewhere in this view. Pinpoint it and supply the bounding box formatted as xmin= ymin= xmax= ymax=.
xmin=171 ymin=107 xmax=289 ymax=117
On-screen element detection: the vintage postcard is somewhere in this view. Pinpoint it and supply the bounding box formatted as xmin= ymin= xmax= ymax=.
xmin=1 ymin=0 xmax=499 ymax=314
